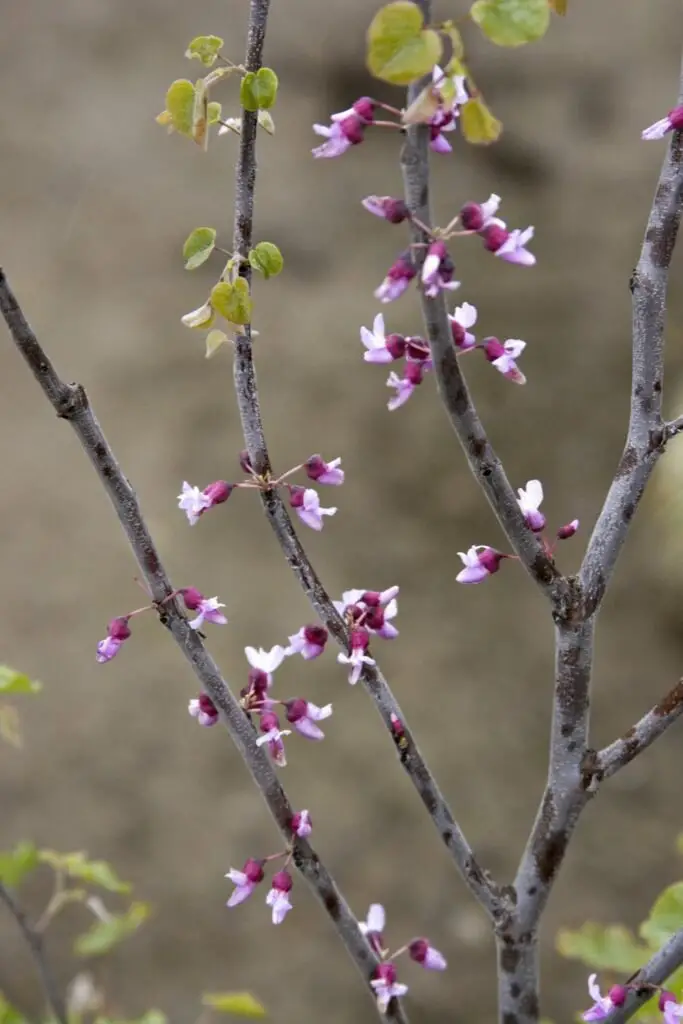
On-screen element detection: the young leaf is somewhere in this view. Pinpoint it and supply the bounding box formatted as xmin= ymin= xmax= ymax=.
xmin=0 ymin=666 xmax=41 ymax=695
xmin=208 ymin=102 xmax=222 ymax=125
xmin=192 ymin=78 xmax=209 ymax=150
xmin=556 ymin=922 xmax=648 ymax=972
xmin=641 ymin=882 xmax=683 ymax=947
xmin=185 ymin=35 xmax=224 ymax=67
xmin=240 ymin=68 xmax=279 ymax=111
xmin=182 ymin=301 xmax=215 ymax=329
xmin=39 ymin=851 xmax=131 ymax=893
xmin=470 ymin=0 xmax=550 ymax=46
xmin=249 ymin=242 xmax=283 ymax=280
xmin=165 ymin=80 xmax=196 ymax=135
xmin=0 ymin=842 xmax=39 ymax=888
xmin=211 ymin=280 xmax=252 ymax=325
xmin=202 ymin=993 xmax=267 ymax=1018
xmin=205 ymin=329 xmax=230 ymax=358
xmin=460 ymin=96 xmax=502 ymax=143
xmin=367 ymin=1 xmax=443 ymax=85
xmin=258 ymin=110 xmax=275 ymax=135
xmin=183 ymin=228 xmax=217 ymax=270
xmin=75 ymin=901 xmax=150 ymax=957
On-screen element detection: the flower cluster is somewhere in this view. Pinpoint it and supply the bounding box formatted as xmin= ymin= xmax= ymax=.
xmin=178 ymin=452 xmax=343 ymax=533
xmin=334 ymin=587 xmax=399 ymax=683
xmin=359 ymin=904 xmax=446 ymax=1014
xmin=456 ymin=480 xmax=579 ymax=585
xmin=582 ymin=974 xmax=683 ymax=1024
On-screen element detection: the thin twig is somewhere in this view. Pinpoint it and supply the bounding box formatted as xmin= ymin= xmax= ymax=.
xmin=0 ymin=269 xmax=406 ymax=1024
xmin=579 ymin=53 xmax=683 ymax=616
xmin=228 ymin=0 xmax=504 ymax=924
xmin=0 ymin=880 xmax=68 ymax=1024
xmin=598 ymin=678 xmax=683 ymax=779
xmin=603 ymin=927 xmax=683 ymax=1024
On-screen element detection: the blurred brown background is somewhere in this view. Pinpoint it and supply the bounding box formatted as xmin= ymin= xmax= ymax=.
xmin=2 ymin=1 xmax=683 ymax=1021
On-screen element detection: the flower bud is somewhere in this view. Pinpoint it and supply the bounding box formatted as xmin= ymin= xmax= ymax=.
xmin=108 ymin=617 xmax=131 ymax=641
xmin=557 ymin=519 xmax=580 ymax=540
xmin=181 ymin=587 xmax=204 ymax=610
xmin=608 ymin=986 xmax=627 ymax=1008
xmin=460 ymin=202 xmax=485 ymax=232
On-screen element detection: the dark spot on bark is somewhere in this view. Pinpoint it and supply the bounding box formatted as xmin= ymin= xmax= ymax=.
xmin=421 ymin=789 xmax=438 ymax=815
xmin=527 ymin=886 xmax=537 ymax=896
xmin=536 ymin=829 xmax=568 ymax=884
xmin=94 ymin=442 xmax=107 ymax=460
xmin=560 ymin=723 xmax=573 ymax=737
xmin=623 ymin=502 xmax=635 ymax=522
xmin=503 ymin=1015 xmax=519 ymax=1024
xmin=616 ymin=446 xmax=638 ymax=478
xmin=510 ymin=984 xmax=521 ymax=998
xmin=652 ymin=213 xmax=681 ymax=268
xmin=520 ymin=990 xmax=540 ymax=1018
xmin=468 ymin=435 xmax=486 ymax=460
xmin=580 ymin=748 xmax=602 ymax=789
xmin=323 ymin=888 xmax=341 ymax=919
xmin=145 ymin=550 xmax=160 ymax=575
xmin=641 ymin=394 xmax=653 ymax=416
xmin=419 ymin=183 xmax=428 ymax=210
xmin=531 ymin=550 xmax=558 ymax=585
xmin=654 ymin=378 xmax=663 ymax=394
xmin=567 ymin=741 xmax=577 ymax=753
xmin=645 ymin=224 xmax=659 ymax=247
xmin=655 ymin=679 xmax=683 ymax=716
xmin=500 ymin=945 xmax=520 ymax=973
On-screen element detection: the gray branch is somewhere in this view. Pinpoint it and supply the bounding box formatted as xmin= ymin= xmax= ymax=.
xmin=603 ymin=927 xmax=683 ymax=1024
xmin=0 ymin=881 xmax=68 ymax=1024
xmin=228 ymin=0 xmax=504 ymax=924
xmin=579 ymin=54 xmax=683 ymax=616
xmin=598 ymin=678 xmax=683 ymax=779
xmin=0 ymin=269 xmax=407 ymax=1024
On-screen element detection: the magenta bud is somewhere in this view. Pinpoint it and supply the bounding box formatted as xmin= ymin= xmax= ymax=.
xmin=291 ymin=810 xmax=312 ymax=836
xmin=409 ymin=938 xmax=429 ymax=963
xmin=181 ymin=587 xmax=204 ymax=610
xmin=361 ymin=591 xmax=381 ymax=607
xmin=339 ymin=115 xmax=365 ymax=146
xmin=304 ymin=455 xmax=326 ymax=480
xmin=390 ymin=712 xmax=405 ymax=738
xmin=260 ymin=711 xmax=280 ymax=734
xmin=451 ymin=320 xmax=466 ymax=346
xmin=288 ymin=485 xmax=305 ymax=509
xmin=482 ymin=223 xmax=509 ymax=253
xmin=107 ymin=617 xmax=131 ymax=641
xmin=481 ymin=337 xmax=506 ymax=364
xmin=460 ymin=202 xmax=484 ymax=232
xmin=365 ymin=608 xmax=385 ymax=631
xmin=347 ymin=604 xmax=364 ymax=622
xmin=352 ymin=97 xmax=375 ymax=123
xmin=386 ymin=334 xmax=407 ymax=359
xmin=669 ymin=106 xmax=683 ymax=131
xmin=203 ymin=480 xmax=232 ymax=505
xmin=350 ymin=626 xmax=370 ymax=651
xmin=557 ymin=519 xmax=579 ymax=540
xmin=479 ymin=549 xmax=507 ymax=575
xmin=239 ymin=450 xmax=254 ymax=474
xmin=243 ymin=858 xmax=265 ymax=884
xmin=271 ymin=869 xmax=293 ymax=893
xmin=285 ymin=698 xmax=308 ymax=724
xmin=405 ymin=337 xmax=429 ymax=360
xmin=303 ymin=624 xmax=328 ymax=647
xmin=248 ymin=668 xmax=269 ymax=696
xmin=389 ymin=252 xmax=417 ymax=283
xmin=405 ymin=361 xmax=425 ymax=386
xmin=383 ymin=199 xmax=410 ymax=224
xmin=375 ymin=962 xmax=397 ymax=984
xmin=660 ymin=992 xmax=677 ymax=1011
xmin=609 ymin=986 xmax=628 ymax=1008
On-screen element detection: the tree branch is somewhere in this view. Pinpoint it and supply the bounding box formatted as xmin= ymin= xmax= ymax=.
xmin=597 ymin=678 xmax=683 ymax=780
xmin=603 ymin=927 xmax=683 ymax=1024
xmin=228 ymin=0 xmax=504 ymax=926
xmin=579 ymin=53 xmax=683 ymax=616
xmin=0 ymin=880 xmax=68 ymax=1024
xmin=0 ymin=269 xmax=407 ymax=1024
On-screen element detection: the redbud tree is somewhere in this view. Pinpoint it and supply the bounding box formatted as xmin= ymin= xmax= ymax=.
xmin=2 ymin=1 xmax=683 ymax=1022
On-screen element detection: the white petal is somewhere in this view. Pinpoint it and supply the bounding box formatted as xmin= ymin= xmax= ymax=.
xmin=504 ymin=339 xmax=526 ymax=357
xmin=372 ymin=313 xmax=385 ymax=340
xmin=366 ymin=903 xmax=386 ymax=932
xmin=454 ymin=301 xmax=477 ymax=328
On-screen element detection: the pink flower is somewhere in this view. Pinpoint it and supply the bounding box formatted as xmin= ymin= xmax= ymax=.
xmin=582 ymin=975 xmax=627 ymax=1021
xmin=456 ymin=545 xmax=507 ymax=584
xmin=359 ymin=903 xmax=386 ymax=956
xmin=256 ymin=711 xmax=291 ymax=767
xmin=285 ymin=698 xmax=333 ymax=740
xmin=334 ymin=587 xmax=399 ymax=618
xmin=361 ymin=313 xmax=407 ymax=364
xmin=178 ymin=480 xmax=232 ymax=525
xmin=386 ymin=370 xmax=416 ymax=410
xmin=188 ymin=693 xmax=219 ymax=727
xmin=362 ymin=196 xmax=410 ymax=223
xmin=449 ymin=301 xmax=478 ymax=352
xmin=312 ymin=98 xmax=375 ymax=158
xmin=375 ymin=252 xmax=417 ymax=303
xmin=371 ymin=963 xmax=408 ymax=1014
xmin=225 ymin=858 xmax=265 ymax=907
xmin=429 ymin=108 xmax=457 ymax=153
xmin=266 ymin=869 xmax=293 ymax=924
xmin=305 ymin=455 xmax=344 ymax=486
xmin=409 ymin=938 xmax=447 ymax=971
xmin=245 ymin=645 xmax=287 ymax=688
xmin=364 ymin=597 xmax=399 ymax=639
xmin=660 ymin=991 xmax=683 ymax=1024
xmin=181 ymin=588 xmax=228 ymax=630
xmin=481 ymin=337 xmax=527 ymax=384
xmin=642 ymin=105 xmax=683 ymax=140
xmin=289 ymin=486 xmax=337 ymax=531
xmin=421 ymin=241 xmax=460 ymax=299
xmin=96 ymin=617 xmax=131 ymax=663
xmin=516 ymin=480 xmax=545 ymax=532
xmin=337 ymin=627 xmax=375 ymax=684
xmin=557 ymin=518 xmax=580 ymax=540
xmin=459 ymin=194 xmax=502 ymax=232
xmin=291 ymin=809 xmax=312 ymax=837
xmin=483 ymin=224 xmax=536 ymax=266
xmin=286 ymin=624 xmax=329 ymax=660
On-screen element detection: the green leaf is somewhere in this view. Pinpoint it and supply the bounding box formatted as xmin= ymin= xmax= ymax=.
xmin=205 ymin=330 xmax=230 ymax=359
xmin=75 ymin=901 xmax=150 ymax=957
xmin=202 ymin=993 xmax=266 ymax=1018
xmin=556 ymin=922 xmax=648 ymax=972
xmin=39 ymin=851 xmax=131 ymax=893
xmin=192 ymin=78 xmax=209 ymax=150
xmin=0 ymin=666 xmax=41 ymax=695
xmin=211 ymin=279 xmax=252 ymax=325
xmin=165 ymin=80 xmax=196 ymax=135
xmin=240 ymin=68 xmax=279 ymax=111
xmin=367 ymin=2 xmax=443 ymax=85
xmin=185 ymin=36 xmax=224 ymax=67
xmin=249 ymin=242 xmax=283 ymax=280
xmin=460 ymin=96 xmax=502 ymax=143
xmin=183 ymin=228 xmax=217 ymax=270
xmin=181 ymin=301 xmax=215 ymax=329
xmin=0 ymin=842 xmax=39 ymax=888
xmin=470 ymin=0 xmax=550 ymax=46
xmin=641 ymin=882 xmax=683 ymax=947
xmin=208 ymin=102 xmax=222 ymax=125
xmin=0 ymin=994 xmax=27 ymax=1024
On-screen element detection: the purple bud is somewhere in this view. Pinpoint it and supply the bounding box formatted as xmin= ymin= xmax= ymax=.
xmin=203 ymin=480 xmax=233 ymax=505
xmin=405 ymin=361 xmax=425 ymax=386
xmin=405 ymin=337 xmax=429 ymax=360
xmin=248 ymin=668 xmax=270 ymax=697
xmin=108 ymin=617 xmax=131 ymax=641
xmin=669 ymin=106 xmax=683 ymax=131
xmin=660 ymin=992 xmax=677 ymax=1011
xmin=260 ymin=711 xmax=280 ymax=734
xmin=350 ymin=626 xmax=371 ymax=652
xmin=482 ymin=223 xmax=510 ymax=253
xmin=386 ymin=334 xmax=407 ymax=359
xmin=460 ymin=202 xmax=484 ymax=231
xmin=303 ymin=624 xmax=328 ymax=647
xmin=375 ymin=962 xmax=397 ymax=984
xmin=361 ymin=591 xmax=381 ymax=607
xmin=338 ymin=115 xmax=365 ymax=146
xmin=479 ymin=549 xmax=507 ymax=575
xmin=271 ymin=869 xmax=293 ymax=893
xmin=557 ymin=519 xmax=579 ymax=540
xmin=284 ymin=698 xmax=308 ymax=724
xmin=291 ymin=810 xmax=312 ymax=837
xmin=289 ymin=485 xmax=305 ymax=509
xmin=243 ymin=858 xmax=265 ymax=884
xmin=181 ymin=587 xmax=204 ymax=610
xmin=609 ymin=986 xmax=628 ymax=1008
xmin=481 ymin=337 xmax=506 ymax=363
xmin=365 ymin=608 xmax=385 ymax=631
xmin=409 ymin=938 xmax=429 ymax=963
xmin=390 ymin=712 xmax=405 ymax=739
xmin=352 ymin=97 xmax=375 ymax=123
xmin=305 ymin=455 xmax=327 ymax=481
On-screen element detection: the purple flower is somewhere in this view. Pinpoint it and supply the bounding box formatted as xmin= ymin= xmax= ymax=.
xmin=364 ymin=598 xmax=399 ymax=639
xmin=409 ymin=938 xmax=447 ymax=971
xmin=312 ymin=98 xmax=375 ymax=158
xmin=337 ymin=627 xmax=375 ymax=684
xmin=429 ymin=108 xmax=457 ymax=153
xmin=660 ymin=991 xmax=683 ymax=1024
xmin=178 ymin=480 xmax=232 ymax=525
xmin=371 ymin=963 xmax=408 ymax=1014
xmin=456 ymin=545 xmax=507 ymax=584
xmin=291 ymin=809 xmax=312 ymax=837
xmin=256 ymin=711 xmax=291 ymax=767
xmin=245 ymin=645 xmax=287 ymax=688
xmin=386 ymin=359 xmax=429 ymax=411
xmin=375 ymin=252 xmax=417 ymax=303
xmin=448 ymin=301 xmax=478 ymax=352
xmin=286 ymin=624 xmax=329 ymax=660
xmin=96 ymin=617 xmax=131 ymax=663
xmin=483 ymin=224 xmax=536 ymax=266
xmin=642 ymin=105 xmax=683 ymax=140
xmin=421 ymin=241 xmax=460 ymax=299
xmin=266 ymin=869 xmax=293 ymax=924
xmin=305 ymin=455 xmax=344 ymax=486
xmin=225 ymin=858 xmax=265 ymax=908
xmin=516 ymin=480 xmax=546 ymax=532
xmin=361 ymin=313 xmax=407 ymax=364
xmin=557 ymin=518 xmax=580 ymax=540
xmin=181 ymin=588 xmax=228 ymax=630
xmin=459 ymin=194 xmax=502 ymax=232
xmin=582 ymin=975 xmax=627 ymax=1021
xmin=481 ymin=337 xmax=527 ymax=384
xmin=359 ymin=903 xmax=386 ymax=956
xmin=285 ymin=698 xmax=333 ymax=740
xmin=188 ymin=693 xmax=219 ymax=727
xmin=289 ymin=486 xmax=337 ymax=531
xmin=362 ymin=196 xmax=410 ymax=223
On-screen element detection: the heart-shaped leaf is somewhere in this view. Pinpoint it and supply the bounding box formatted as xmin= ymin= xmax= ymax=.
xmin=367 ymin=2 xmax=443 ymax=85
xmin=470 ymin=0 xmax=550 ymax=46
